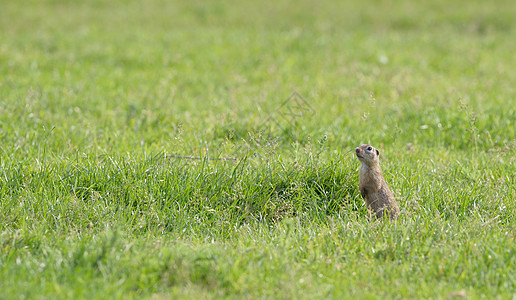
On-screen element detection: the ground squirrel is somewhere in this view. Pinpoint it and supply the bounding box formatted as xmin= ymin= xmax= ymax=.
xmin=355 ymin=144 xmax=400 ymax=220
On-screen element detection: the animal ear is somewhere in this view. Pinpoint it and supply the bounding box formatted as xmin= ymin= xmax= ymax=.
xmin=376 ymin=149 xmax=380 ymax=156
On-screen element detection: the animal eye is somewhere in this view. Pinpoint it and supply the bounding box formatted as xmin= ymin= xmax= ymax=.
xmin=367 ymin=146 xmax=372 ymax=151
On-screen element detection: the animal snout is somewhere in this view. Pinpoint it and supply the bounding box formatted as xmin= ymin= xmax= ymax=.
xmin=355 ymin=148 xmax=360 ymax=154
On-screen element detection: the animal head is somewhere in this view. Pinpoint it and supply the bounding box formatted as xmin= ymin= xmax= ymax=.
xmin=355 ymin=144 xmax=380 ymax=166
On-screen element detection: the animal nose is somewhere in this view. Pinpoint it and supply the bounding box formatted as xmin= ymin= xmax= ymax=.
xmin=355 ymin=148 xmax=359 ymax=154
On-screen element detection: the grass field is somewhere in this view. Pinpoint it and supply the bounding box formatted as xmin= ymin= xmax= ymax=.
xmin=1 ymin=0 xmax=515 ymax=298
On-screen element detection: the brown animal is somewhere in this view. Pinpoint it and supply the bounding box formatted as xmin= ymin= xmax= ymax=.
xmin=355 ymin=144 xmax=400 ymax=220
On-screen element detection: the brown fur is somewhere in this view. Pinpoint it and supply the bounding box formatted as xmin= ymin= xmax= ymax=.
xmin=355 ymin=144 xmax=400 ymax=220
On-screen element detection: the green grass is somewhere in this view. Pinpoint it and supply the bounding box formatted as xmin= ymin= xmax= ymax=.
xmin=1 ymin=0 xmax=515 ymax=298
